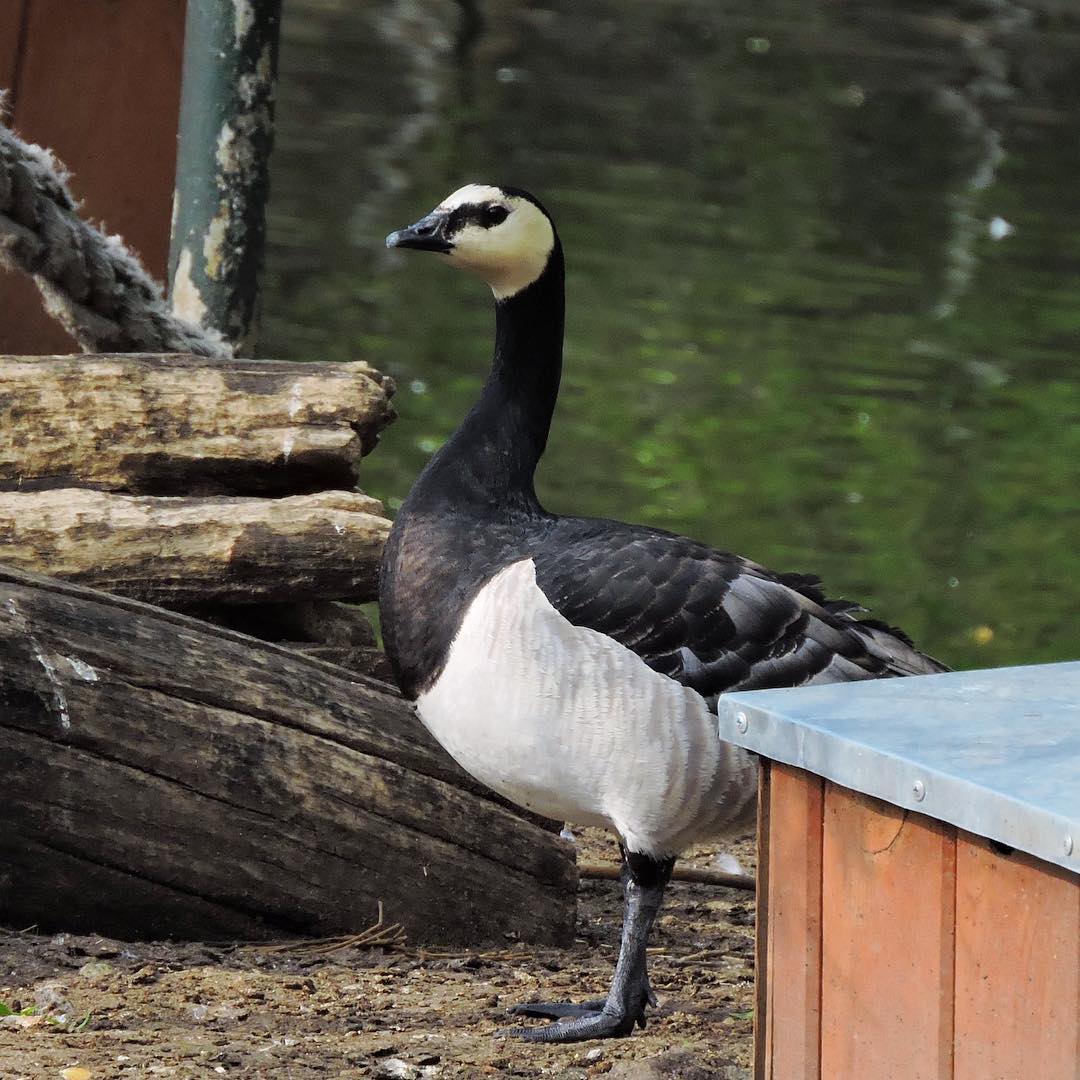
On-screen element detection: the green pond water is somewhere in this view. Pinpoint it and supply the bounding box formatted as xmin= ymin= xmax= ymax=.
xmin=263 ymin=0 xmax=1080 ymax=672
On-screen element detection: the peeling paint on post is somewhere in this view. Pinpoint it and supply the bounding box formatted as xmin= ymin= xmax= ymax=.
xmin=169 ymin=0 xmax=282 ymax=356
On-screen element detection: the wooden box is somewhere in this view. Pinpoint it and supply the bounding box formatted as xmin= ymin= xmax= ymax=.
xmin=718 ymin=662 xmax=1080 ymax=1080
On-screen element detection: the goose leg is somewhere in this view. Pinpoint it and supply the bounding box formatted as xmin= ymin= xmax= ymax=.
xmin=501 ymin=852 xmax=673 ymax=1042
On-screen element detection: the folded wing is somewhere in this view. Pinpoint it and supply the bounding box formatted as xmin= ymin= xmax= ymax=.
xmin=532 ymin=518 xmax=947 ymax=712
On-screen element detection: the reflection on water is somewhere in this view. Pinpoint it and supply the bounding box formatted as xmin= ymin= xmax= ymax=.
xmin=263 ymin=0 xmax=1080 ymax=670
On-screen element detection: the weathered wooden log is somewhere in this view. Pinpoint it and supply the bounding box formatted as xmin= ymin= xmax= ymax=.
xmin=293 ymin=644 xmax=395 ymax=682
xmin=0 ymin=489 xmax=390 ymax=605
xmin=0 ymin=353 xmax=395 ymax=495
xmin=198 ymin=601 xmax=395 ymax=681
xmin=197 ymin=599 xmax=380 ymax=647
xmin=0 ymin=564 xmax=577 ymax=944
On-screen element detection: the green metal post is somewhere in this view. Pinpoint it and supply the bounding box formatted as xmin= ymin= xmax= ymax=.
xmin=168 ymin=0 xmax=282 ymax=356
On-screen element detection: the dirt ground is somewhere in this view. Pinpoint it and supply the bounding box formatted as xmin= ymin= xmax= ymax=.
xmin=0 ymin=830 xmax=755 ymax=1080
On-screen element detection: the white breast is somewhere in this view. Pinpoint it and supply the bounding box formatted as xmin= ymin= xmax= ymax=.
xmin=415 ymin=559 xmax=756 ymax=857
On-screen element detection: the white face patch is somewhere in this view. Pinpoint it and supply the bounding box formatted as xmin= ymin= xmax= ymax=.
xmin=436 ymin=184 xmax=555 ymax=300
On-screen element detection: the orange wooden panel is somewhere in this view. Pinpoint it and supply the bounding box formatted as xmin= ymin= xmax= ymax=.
xmin=0 ymin=0 xmax=186 ymax=354
xmin=821 ymin=783 xmax=956 ymax=1080
xmin=954 ymin=833 xmax=1080 ymax=1080
xmin=762 ymin=762 xmax=824 ymax=1080
xmin=0 ymin=2 xmax=27 ymax=94
xmin=753 ymin=757 xmax=771 ymax=1076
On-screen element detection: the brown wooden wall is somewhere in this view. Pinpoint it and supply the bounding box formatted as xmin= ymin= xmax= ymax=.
xmin=756 ymin=760 xmax=1080 ymax=1080
xmin=0 ymin=0 xmax=187 ymax=354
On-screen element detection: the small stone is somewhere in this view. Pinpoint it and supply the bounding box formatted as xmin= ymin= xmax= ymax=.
xmin=34 ymin=981 xmax=74 ymax=1016
xmin=210 ymin=1004 xmax=249 ymax=1022
xmin=374 ymin=1059 xmax=420 ymax=1080
xmin=61 ymin=1069 xmax=93 ymax=1080
xmin=78 ymin=960 xmax=114 ymax=982
xmin=0 ymin=1013 xmax=44 ymax=1029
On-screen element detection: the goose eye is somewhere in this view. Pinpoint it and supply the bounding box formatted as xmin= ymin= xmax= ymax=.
xmin=481 ymin=204 xmax=509 ymax=227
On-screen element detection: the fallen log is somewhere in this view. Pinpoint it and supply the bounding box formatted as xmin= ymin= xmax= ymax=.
xmin=0 ymin=353 xmax=395 ymax=495
xmin=201 ymin=600 xmax=381 ymax=648
xmin=293 ymin=644 xmax=395 ymax=683
xmin=0 ymin=564 xmax=577 ymax=945
xmin=194 ymin=600 xmax=394 ymax=681
xmin=0 ymin=489 xmax=390 ymax=605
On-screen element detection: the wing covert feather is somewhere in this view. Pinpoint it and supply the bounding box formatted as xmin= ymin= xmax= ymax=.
xmin=531 ymin=518 xmax=946 ymax=710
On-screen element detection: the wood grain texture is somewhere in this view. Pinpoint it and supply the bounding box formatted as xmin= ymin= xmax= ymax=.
xmin=0 ymin=2 xmax=26 ymax=96
xmin=753 ymin=758 xmax=771 ymax=1080
xmin=763 ymin=763 xmax=823 ymax=1080
xmin=0 ymin=0 xmax=186 ymax=354
xmin=0 ymin=489 xmax=390 ymax=605
xmin=202 ymin=600 xmax=394 ymax=680
xmin=0 ymin=354 xmax=396 ymax=495
xmin=820 ymin=784 xmax=956 ymax=1080
xmin=0 ymin=564 xmax=577 ymax=945
xmin=954 ymin=833 xmax=1080 ymax=1080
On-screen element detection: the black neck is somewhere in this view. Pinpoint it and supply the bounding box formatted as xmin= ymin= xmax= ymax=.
xmin=409 ymin=240 xmax=565 ymax=515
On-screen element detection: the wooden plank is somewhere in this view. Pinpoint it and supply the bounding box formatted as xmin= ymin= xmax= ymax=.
xmin=0 ymin=0 xmax=186 ymax=354
xmin=820 ymin=783 xmax=956 ymax=1080
xmin=14 ymin=0 xmax=185 ymax=276
xmin=762 ymin=763 xmax=823 ymax=1080
xmin=753 ymin=757 xmax=771 ymax=1079
xmin=0 ymin=1 xmax=27 ymax=94
xmin=954 ymin=833 xmax=1080 ymax=1079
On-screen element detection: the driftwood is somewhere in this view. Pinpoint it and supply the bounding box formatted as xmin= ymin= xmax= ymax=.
xmin=0 ymin=353 xmax=395 ymax=495
xmin=0 ymin=564 xmax=577 ymax=945
xmin=0 ymin=489 xmax=390 ymax=606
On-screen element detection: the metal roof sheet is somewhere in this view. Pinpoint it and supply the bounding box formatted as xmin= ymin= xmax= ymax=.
xmin=716 ymin=661 xmax=1080 ymax=873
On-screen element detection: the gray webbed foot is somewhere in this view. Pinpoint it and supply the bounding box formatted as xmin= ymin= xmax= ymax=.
xmin=506 ymin=999 xmax=607 ymax=1021
xmin=499 ymin=1003 xmax=641 ymax=1042
xmin=498 ymin=852 xmax=672 ymax=1042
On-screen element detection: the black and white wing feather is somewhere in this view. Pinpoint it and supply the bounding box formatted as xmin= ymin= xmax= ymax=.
xmin=532 ymin=518 xmax=947 ymax=711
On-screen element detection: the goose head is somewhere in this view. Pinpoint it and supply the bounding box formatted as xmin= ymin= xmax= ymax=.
xmin=386 ymin=184 xmax=557 ymax=301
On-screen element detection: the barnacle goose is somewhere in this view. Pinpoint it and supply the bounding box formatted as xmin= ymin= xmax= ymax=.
xmin=381 ymin=184 xmax=947 ymax=1043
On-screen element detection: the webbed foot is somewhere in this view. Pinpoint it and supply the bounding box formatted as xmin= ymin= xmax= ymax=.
xmin=497 ymin=850 xmax=672 ymax=1043
xmin=498 ymin=1002 xmax=642 ymax=1042
xmin=506 ymin=998 xmax=606 ymax=1021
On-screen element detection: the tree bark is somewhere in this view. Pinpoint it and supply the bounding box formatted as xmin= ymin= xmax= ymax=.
xmin=0 ymin=353 xmax=395 ymax=495
xmin=0 ymin=564 xmax=577 ymax=945
xmin=0 ymin=489 xmax=390 ymax=606
xmin=197 ymin=601 xmax=395 ymax=681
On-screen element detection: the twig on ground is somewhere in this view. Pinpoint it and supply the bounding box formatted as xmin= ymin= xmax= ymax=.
xmin=577 ymin=860 xmax=755 ymax=892
xmin=248 ymin=901 xmax=407 ymax=956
